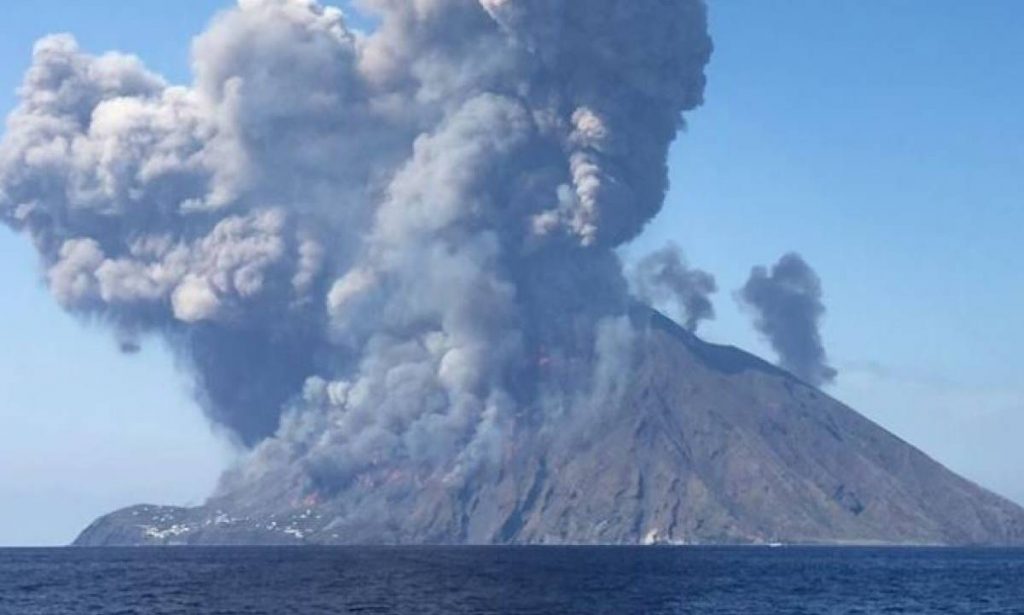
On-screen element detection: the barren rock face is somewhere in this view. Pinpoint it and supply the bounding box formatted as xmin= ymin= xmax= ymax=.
xmin=75 ymin=309 xmax=1024 ymax=547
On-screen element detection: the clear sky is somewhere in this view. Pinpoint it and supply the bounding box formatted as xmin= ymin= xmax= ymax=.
xmin=0 ymin=0 xmax=1021 ymax=546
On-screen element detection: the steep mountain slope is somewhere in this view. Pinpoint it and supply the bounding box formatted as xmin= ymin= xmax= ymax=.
xmin=75 ymin=309 xmax=1024 ymax=546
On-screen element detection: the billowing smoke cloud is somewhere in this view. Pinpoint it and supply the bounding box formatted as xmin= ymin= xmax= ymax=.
xmin=0 ymin=0 xmax=711 ymax=502
xmin=739 ymin=253 xmax=837 ymax=387
xmin=631 ymin=242 xmax=716 ymax=331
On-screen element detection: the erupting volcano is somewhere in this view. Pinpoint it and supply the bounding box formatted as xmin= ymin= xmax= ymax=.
xmin=0 ymin=0 xmax=1020 ymax=546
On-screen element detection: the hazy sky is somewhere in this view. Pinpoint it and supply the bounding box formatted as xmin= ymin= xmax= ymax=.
xmin=1 ymin=0 xmax=1021 ymax=546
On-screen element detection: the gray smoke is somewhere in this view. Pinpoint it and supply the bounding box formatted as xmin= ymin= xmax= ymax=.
xmin=739 ymin=253 xmax=837 ymax=387
xmin=631 ymin=242 xmax=716 ymax=331
xmin=0 ymin=0 xmax=711 ymax=500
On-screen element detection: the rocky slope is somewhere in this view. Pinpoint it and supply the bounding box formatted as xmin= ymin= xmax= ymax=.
xmin=75 ymin=309 xmax=1024 ymax=546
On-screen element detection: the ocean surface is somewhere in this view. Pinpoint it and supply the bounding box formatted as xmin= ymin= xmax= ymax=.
xmin=1 ymin=546 xmax=1022 ymax=614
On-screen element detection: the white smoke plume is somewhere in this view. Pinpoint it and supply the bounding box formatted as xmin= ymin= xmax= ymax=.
xmin=738 ymin=253 xmax=837 ymax=387
xmin=631 ymin=242 xmax=717 ymax=331
xmin=0 ymin=0 xmax=711 ymax=504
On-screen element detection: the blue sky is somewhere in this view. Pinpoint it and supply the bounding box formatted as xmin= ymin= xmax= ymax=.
xmin=0 ymin=1 xmax=1021 ymax=545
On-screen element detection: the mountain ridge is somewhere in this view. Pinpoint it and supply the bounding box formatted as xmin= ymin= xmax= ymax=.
xmin=74 ymin=308 xmax=1024 ymax=546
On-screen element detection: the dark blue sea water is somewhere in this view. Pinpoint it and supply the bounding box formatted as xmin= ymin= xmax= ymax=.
xmin=1 ymin=547 xmax=1022 ymax=614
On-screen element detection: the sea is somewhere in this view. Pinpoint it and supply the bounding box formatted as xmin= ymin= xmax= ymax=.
xmin=1 ymin=546 xmax=1022 ymax=614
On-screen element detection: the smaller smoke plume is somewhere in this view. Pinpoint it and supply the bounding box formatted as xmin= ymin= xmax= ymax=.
xmin=739 ymin=253 xmax=837 ymax=386
xmin=631 ymin=242 xmax=716 ymax=331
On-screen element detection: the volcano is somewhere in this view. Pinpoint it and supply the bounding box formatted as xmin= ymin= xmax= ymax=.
xmin=74 ymin=307 xmax=1024 ymax=546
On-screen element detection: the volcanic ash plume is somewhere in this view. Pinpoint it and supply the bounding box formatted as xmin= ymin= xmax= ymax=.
xmin=739 ymin=253 xmax=837 ymax=386
xmin=0 ymin=0 xmax=711 ymax=503
xmin=631 ymin=242 xmax=717 ymax=332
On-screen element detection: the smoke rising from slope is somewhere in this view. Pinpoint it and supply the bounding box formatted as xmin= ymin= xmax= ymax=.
xmin=631 ymin=242 xmax=716 ymax=331
xmin=0 ymin=0 xmax=711 ymax=497
xmin=739 ymin=253 xmax=837 ymax=387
